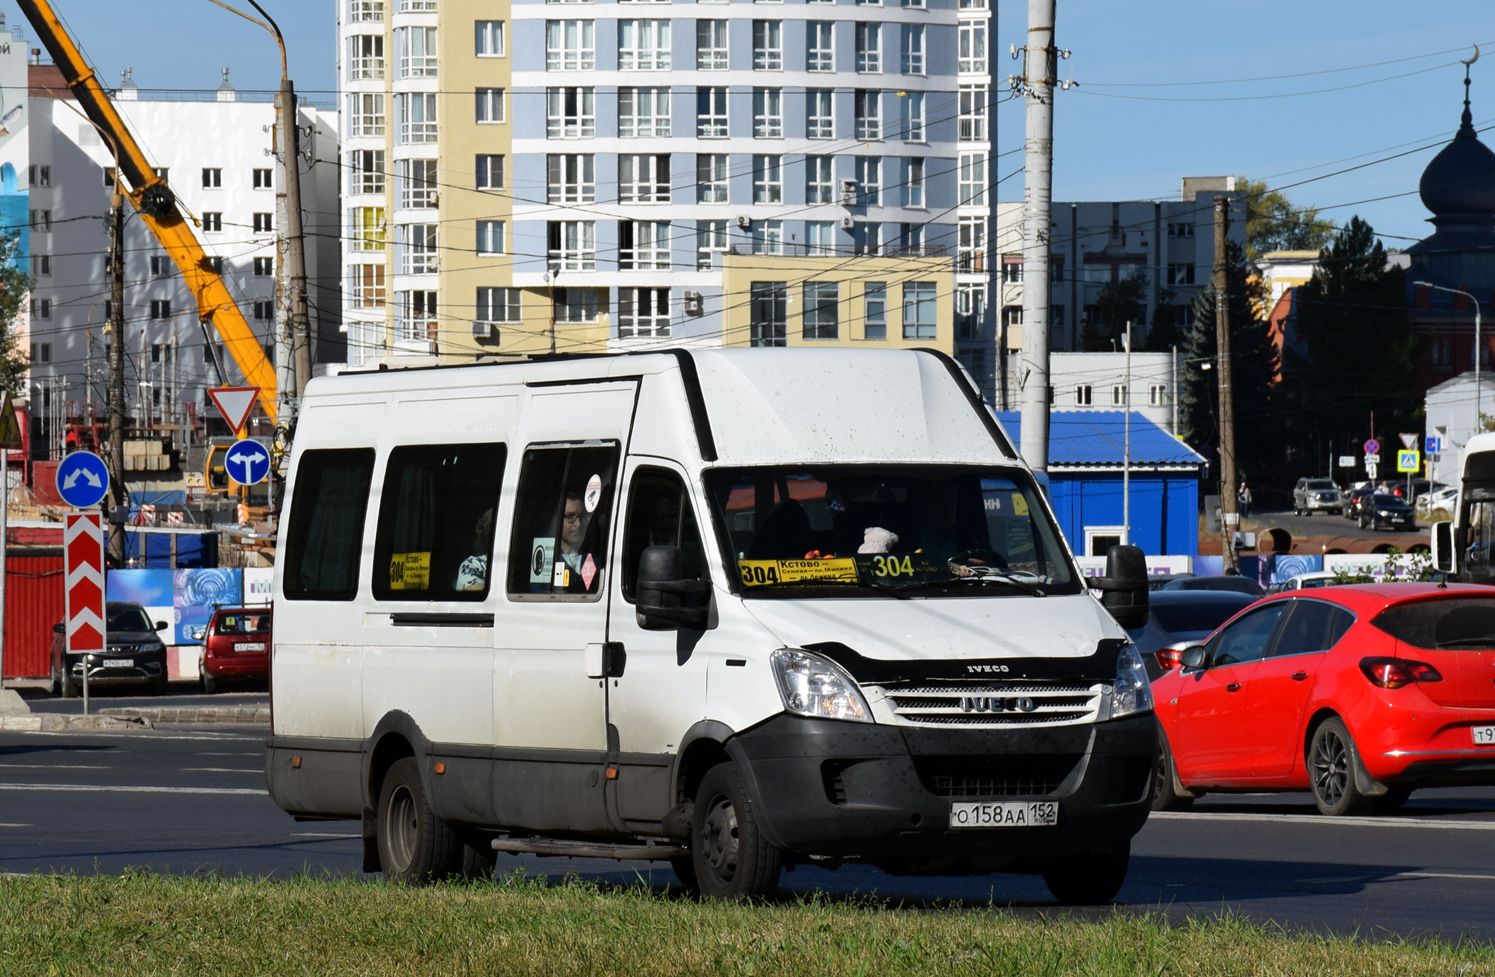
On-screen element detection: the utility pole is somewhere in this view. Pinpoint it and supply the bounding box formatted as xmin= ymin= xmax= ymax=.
xmin=278 ymin=76 xmax=312 ymax=402
xmin=1018 ymin=0 xmax=1056 ymax=474
xmin=106 ymin=191 xmax=126 ymax=565
xmin=1213 ymin=195 xmax=1239 ymax=573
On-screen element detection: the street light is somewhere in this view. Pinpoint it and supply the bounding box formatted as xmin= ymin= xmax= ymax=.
xmin=1415 ymin=281 xmax=1483 ymax=435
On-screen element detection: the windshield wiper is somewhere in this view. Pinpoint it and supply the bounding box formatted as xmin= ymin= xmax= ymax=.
xmin=860 ymin=580 xmax=912 ymax=600
xmin=887 ymin=569 xmax=1049 ymax=598
xmin=1435 ymin=637 xmax=1495 ymax=649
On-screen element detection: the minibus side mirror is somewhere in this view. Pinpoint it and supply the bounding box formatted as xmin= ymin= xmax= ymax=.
xmin=1095 ymin=544 xmax=1149 ymax=630
xmin=1179 ymin=645 xmax=1208 ymax=670
xmin=1431 ymin=520 xmax=1455 ymax=575
xmin=637 ymin=545 xmax=711 ymax=631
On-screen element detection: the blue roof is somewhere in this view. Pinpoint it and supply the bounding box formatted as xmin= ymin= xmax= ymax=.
xmin=994 ymin=411 xmax=1206 ymax=469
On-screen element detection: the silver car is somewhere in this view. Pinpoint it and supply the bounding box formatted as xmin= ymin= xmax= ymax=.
xmin=1293 ymin=477 xmax=1343 ymax=516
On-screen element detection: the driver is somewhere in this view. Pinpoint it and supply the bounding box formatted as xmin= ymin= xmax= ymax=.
xmin=913 ymin=481 xmax=969 ymax=561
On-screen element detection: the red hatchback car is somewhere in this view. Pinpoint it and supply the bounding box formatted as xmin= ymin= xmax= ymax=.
xmin=199 ymin=607 xmax=271 ymax=694
xmin=1152 ymin=584 xmax=1495 ymax=816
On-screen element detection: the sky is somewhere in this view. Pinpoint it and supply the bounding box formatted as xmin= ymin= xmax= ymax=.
xmin=1 ymin=0 xmax=1490 ymax=250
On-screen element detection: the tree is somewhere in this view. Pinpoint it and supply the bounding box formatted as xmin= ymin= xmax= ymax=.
xmin=1141 ymin=284 xmax=1180 ymax=353
xmin=1237 ymin=176 xmax=1336 ymax=261
xmin=1081 ymin=271 xmax=1148 ymax=352
xmin=0 ymin=234 xmax=30 ymax=397
xmin=1177 ymin=239 xmax=1280 ymax=483
xmin=1279 ymin=216 xmax=1417 ymax=467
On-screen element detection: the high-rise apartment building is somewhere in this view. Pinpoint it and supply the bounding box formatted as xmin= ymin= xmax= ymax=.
xmin=337 ymin=0 xmax=996 ymax=372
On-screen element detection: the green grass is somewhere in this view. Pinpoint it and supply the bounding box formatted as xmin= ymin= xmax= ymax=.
xmin=1 ymin=871 xmax=1491 ymax=976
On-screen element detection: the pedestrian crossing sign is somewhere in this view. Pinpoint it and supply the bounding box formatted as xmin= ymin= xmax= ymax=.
xmin=1397 ymin=449 xmax=1420 ymax=473
xmin=0 ymin=391 xmax=20 ymax=450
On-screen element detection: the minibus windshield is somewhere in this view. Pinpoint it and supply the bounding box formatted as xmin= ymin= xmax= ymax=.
xmin=704 ymin=466 xmax=1080 ymax=598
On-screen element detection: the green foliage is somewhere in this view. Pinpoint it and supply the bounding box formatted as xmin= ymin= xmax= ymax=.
xmin=1237 ymin=176 xmax=1336 ymax=261
xmin=0 ymin=234 xmax=31 ymax=397
xmin=1081 ymin=271 xmax=1148 ymax=352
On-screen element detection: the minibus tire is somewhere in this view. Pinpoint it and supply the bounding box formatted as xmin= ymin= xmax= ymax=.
xmin=456 ymin=836 xmax=497 ymax=881
xmin=691 ymin=763 xmax=781 ymax=900
xmin=1041 ymin=841 xmax=1130 ymax=905
xmin=376 ymin=757 xmax=460 ymax=884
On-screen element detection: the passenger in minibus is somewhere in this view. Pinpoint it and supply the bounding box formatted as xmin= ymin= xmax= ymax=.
xmin=456 ymin=508 xmax=495 ymax=591
xmin=559 ymin=489 xmax=603 ymax=593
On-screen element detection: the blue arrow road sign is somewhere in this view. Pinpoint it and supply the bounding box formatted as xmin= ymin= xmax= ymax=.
xmin=55 ymin=451 xmax=109 ymax=509
xmin=223 ymin=439 xmax=271 ymax=485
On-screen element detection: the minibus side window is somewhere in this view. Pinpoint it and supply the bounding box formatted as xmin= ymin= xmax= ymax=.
xmin=621 ymin=468 xmax=707 ymax=603
xmin=282 ymin=448 xmax=376 ymax=601
xmin=372 ymin=442 xmax=507 ymax=601
xmin=506 ymin=444 xmax=619 ymax=599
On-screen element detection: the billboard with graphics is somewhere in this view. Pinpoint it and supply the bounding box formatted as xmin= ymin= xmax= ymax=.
xmin=0 ymin=15 xmax=27 ymax=366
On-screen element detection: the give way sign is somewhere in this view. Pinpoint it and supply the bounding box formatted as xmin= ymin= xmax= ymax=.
xmin=65 ymin=512 xmax=105 ymax=654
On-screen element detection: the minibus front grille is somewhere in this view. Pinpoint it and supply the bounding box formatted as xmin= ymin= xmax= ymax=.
xmin=879 ymin=682 xmax=1104 ymax=728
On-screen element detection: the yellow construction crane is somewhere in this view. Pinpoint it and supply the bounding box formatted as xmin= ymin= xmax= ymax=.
xmin=16 ymin=0 xmax=278 ymax=421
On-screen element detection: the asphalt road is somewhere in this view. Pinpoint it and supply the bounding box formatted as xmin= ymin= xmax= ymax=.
xmin=13 ymin=681 xmax=268 ymax=715
xmin=1247 ymin=505 xmax=1426 ymax=543
xmin=2 ymin=725 xmax=1494 ymax=943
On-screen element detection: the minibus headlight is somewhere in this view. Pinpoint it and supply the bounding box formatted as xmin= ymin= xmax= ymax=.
xmin=1111 ymin=644 xmax=1154 ymax=719
xmin=770 ymin=649 xmax=873 ymax=723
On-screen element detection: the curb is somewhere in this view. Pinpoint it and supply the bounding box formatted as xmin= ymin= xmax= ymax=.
xmin=0 ymin=714 xmax=153 ymax=732
xmin=99 ymin=706 xmax=271 ymax=725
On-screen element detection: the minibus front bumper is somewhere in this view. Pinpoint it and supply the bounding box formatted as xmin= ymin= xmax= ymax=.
xmin=725 ymin=713 xmax=1156 ymax=868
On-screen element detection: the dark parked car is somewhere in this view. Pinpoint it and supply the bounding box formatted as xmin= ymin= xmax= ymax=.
xmin=1160 ymin=574 xmax=1266 ymax=598
xmin=199 ymin=606 xmax=271 ymax=693
xmin=1358 ymin=492 xmax=1416 ymax=532
xmin=1128 ymin=589 xmax=1257 ymax=680
xmin=50 ymin=601 xmax=169 ymax=697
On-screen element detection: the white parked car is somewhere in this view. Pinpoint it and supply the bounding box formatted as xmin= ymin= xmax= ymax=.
xmin=1417 ymin=486 xmax=1457 ymax=516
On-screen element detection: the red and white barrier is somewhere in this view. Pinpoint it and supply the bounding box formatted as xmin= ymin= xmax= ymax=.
xmin=64 ymin=512 xmax=105 ymax=654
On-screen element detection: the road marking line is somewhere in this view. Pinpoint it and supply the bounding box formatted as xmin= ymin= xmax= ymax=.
xmin=199 ymin=752 xmax=260 ymax=757
xmin=180 ymin=768 xmax=262 ymax=774
xmin=0 ymin=764 xmax=106 ymax=770
xmin=0 ymin=823 xmax=31 ymax=828
xmin=1152 ymin=811 xmax=1495 ymax=830
xmin=0 ymin=782 xmax=266 ymax=796
xmin=291 ymin=833 xmax=359 ymax=839
xmin=1298 ymin=871 xmax=1495 ymax=883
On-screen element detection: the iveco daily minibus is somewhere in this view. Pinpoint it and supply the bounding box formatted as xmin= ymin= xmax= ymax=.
xmin=265 ymin=348 xmax=1156 ymax=902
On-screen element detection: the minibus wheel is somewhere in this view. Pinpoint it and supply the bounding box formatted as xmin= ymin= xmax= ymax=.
xmin=691 ymin=763 xmax=781 ymax=900
xmin=376 ymin=757 xmax=460 ymax=883
xmin=1041 ymin=841 xmax=1130 ymax=905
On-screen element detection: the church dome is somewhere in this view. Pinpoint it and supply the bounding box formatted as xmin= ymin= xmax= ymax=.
xmin=1420 ymin=73 xmax=1495 ymax=218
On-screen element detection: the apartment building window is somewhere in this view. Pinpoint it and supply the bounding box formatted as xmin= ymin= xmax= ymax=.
xmin=752 ymin=155 xmax=782 ymax=203
xmin=476 ymin=287 xmax=521 ymax=323
xmin=103 ymin=166 xmax=115 ymax=188
xmin=1168 ymin=222 xmax=1194 ymax=237
xmin=350 ymin=0 xmax=384 ymax=21
xmin=958 ymin=216 xmax=985 ymax=272
xmin=902 ymin=158 xmax=925 ymax=207
xmin=548 ymin=220 xmax=597 ymax=271
xmin=348 ymin=34 xmax=385 ymax=79
xmin=253 ymin=256 xmax=274 ymax=277
xmin=546 ymin=0 xmax=593 ymax=5
xmin=696 ymin=87 xmax=728 ymax=137
xmin=959 ymin=84 xmax=987 ymax=140
xmin=959 ymin=20 xmax=987 ymax=73
xmin=201 ymin=212 xmax=222 ymax=232
xmin=475 ymin=88 xmax=506 ymax=124
xmin=476 ymin=220 xmax=505 ymax=255
xmin=900 ymin=24 xmax=924 ymax=74
xmin=1111 ymin=385 xmax=1129 ymax=406
xmin=696 ymin=20 xmax=728 ymax=70
xmin=398 ymin=158 xmax=439 ymax=208
xmin=864 ymin=282 xmax=887 ymax=339
xmin=619 ymin=87 xmax=671 ymax=137
xmin=619 ymin=154 xmax=671 ymax=203
xmin=475 ymin=20 xmax=505 ymax=56
xmin=29 ymin=165 xmax=49 ymax=187
xmin=247 ymin=212 xmax=271 ymax=235
xmin=1075 ymin=384 xmax=1092 ymax=406
xmin=752 ymin=88 xmax=783 ymax=138
xmin=476 ymin=155 xmax=505 ymax=190
xmin=854 ymin=156 xmax=880 ymax=206
xmin=900 ymin=91 xmax=925 ymax=141
xmin=30 ymin=342 xmax=51 ymax=362
xmin=618 ymin=288 xmax=670 ymax=339
xmin=803 ymin=283 xmax=839 ymax=340
xmin=399 ymin=290 xmax=439 ymax=343
xmin=696 ymin=220 xmax=727 ymax=270
xmin=349 ymin=150 xmax=385 ymax=195
xmin=805 ymin=155 xmax=833 ymax=203
xmin=902 ymin=282 xmax=936 ymax=339
xmin=807 ymin=89 xmax=833 ymax=138
xmin=852 ymin=222 xmax=880 ymax=255
xmin=854 ymin=90 xmax=880 ymax=140
xmin=806 ymin=22 xmax=833 ymax=71
xmin=350 ymin=265 xmax=386 ymax=308
xmin=697 ymin=155 xmax=728 ymax=203
xmin=202 ymin=167 xmax=222 ymax=189
xmin=959 ymin=153 xmax=987 ymax=205
xmin=750 ymin=220 xmax=783 ymax=255
xmin=546 ymin=20 xmax=595 ymax=70
xmin=750 ymin=282 xmax=787 ymax=347
xmin=619 ymin=20 xmax=671 ymax=70
xmin=956 ymin=286 xmax=986 ymax=339
xmin=959 ymin=0 xmax=987 ymax=7
xmin=31 ymin=298 xmax=51 ymax=319
xmin=397 ymin=26 xmax=438 ymax=77
xmin=399 ymin=0 xmax=436 ymax=10
xmin=553 ymin=288 xmax=602 ymax=323
xmin=1149 ymin=384 xmax=1167 ymax=407
xmin=206 ymin=256 xmax=225 ymax=273
xmin=806 ymin=220 xmax=835 ymax=255
xmin=399 ymin=223 xmax=439 ymax=274
xmin=253 ymin=300 xmax=274 ymax=322
xmin=619 ymin=221 xmax=671 ymax=270
xmin=1051 ymin=256 xmax=1065 ymax=282
xmin=1000 ymin=305 xmax=1023 ymax=332
xmin=855 ymin=23 xmax=881 ymax=72
xmin=547 ymin=87 xmax=596 ymax=138
xmin=31 ymin=254 xmax=52 ymax=277
xmin=348 ymin=93 xmax=386 ymax=137
xmin=1167 ymin=263 xmax=1196 ymax=285
xmin=753 ymin=20 xmax=782 ymax=70
xmin=1001 ymin=256 xmax=1022 ymax=283
xmin=548 ymin=154 xmax=596 ymax=203
xmin=149 ymin=299 xmax=170 ymax=320
xmin=398 ymin=92 xmax=439 ymax=143
xmin=252 ymin=168 xmax=273 ymax=189
xmin=900 ymin=223 xmax=924 ymax=252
